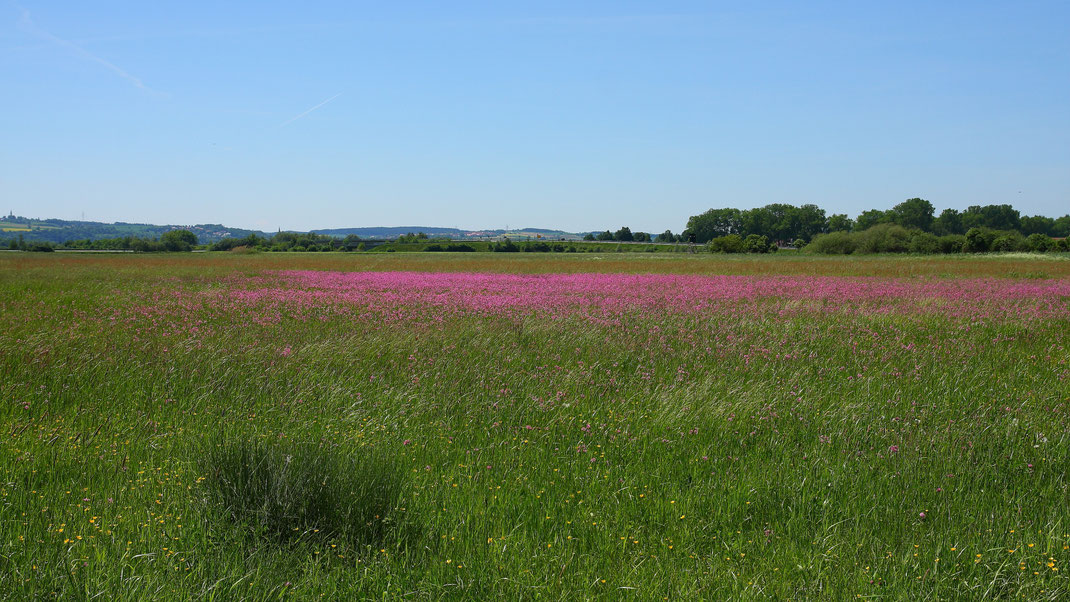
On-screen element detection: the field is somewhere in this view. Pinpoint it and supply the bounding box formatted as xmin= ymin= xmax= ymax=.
xmin=1 ymin=252 xmax=1069 ymax=599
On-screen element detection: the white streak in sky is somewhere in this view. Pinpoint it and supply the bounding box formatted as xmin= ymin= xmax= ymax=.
xmin=17 ymin=7 xmax=164 ymax=96
xmin=279 ymin=93 xmax=343 ymax=127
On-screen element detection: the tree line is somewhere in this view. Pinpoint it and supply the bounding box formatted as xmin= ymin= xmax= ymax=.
xmin=681 ymin=200 xmax=1070 ymax=255
xmin=208 ymin=232 xmax=366 ymax=252
xmin=683 ymin=200 xmax=1069 ymax=246
xmin=9 ymin=230 xmax=200 ymax=252
xmin=582 ymin=227 xmax=655 ymax=242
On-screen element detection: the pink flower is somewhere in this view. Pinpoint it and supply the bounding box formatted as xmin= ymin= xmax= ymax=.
xmin=888 ymin=445 xmax=899 ymax=454
xmin=402 ymin=439 xmax=411 ymax=446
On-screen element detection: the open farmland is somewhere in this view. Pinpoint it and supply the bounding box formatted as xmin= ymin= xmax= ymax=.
xmin=1 ymin=253 xmax=1069 ymax=599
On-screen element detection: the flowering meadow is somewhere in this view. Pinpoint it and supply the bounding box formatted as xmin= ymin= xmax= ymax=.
xmin=1 ymin=253 xmax=1069 ymax=599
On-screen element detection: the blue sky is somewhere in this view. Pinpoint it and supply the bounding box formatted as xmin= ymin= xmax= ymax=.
xmin=2 ymin=1 xmax=1067 ymax=232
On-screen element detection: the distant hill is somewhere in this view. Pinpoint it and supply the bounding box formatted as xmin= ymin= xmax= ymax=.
xmin=0 ymin=215 xmax=269 ymax=244
xmin=0 ymin=215 xmax=593 ymax=244
xmin=311 ymin=226 xmax=587 ymax=241
xmin=311 ymin=226 xmax=468 ymax=238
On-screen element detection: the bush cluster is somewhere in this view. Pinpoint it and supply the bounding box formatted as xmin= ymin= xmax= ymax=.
xmin=806 ymin=224 xmax=1068 ymax=254
xmin=705 ymin=234 xmax=778 ymax=254
xmin=424 ymin=243 xmax=476 ymax=252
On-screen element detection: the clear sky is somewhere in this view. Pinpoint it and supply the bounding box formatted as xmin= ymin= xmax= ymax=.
xmin=2 ymin=1 xmax=1067 ymax=233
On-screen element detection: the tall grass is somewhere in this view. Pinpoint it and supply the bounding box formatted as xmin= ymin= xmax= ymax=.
xmin=0 ymin=253 xmax=1067 ymax=599
xmin=201 ymin=437 xmax=404 ymax=548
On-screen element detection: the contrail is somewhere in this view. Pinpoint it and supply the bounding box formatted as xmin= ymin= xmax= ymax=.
xmin=279 ymin=93 xmax=343 ymax=127
xmin=17 ymin=8 xmax=163 ymax=95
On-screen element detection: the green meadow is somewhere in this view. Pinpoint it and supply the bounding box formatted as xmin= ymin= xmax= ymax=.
xmin=1 ymin=252 xmax=1068 ymax=600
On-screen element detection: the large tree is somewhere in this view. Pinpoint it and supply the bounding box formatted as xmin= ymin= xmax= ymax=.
xmin=794 ymin=204 xmax=828 ymax=242
xmin=890 ymin=198 xmax=935 ymax=231
xmin=933 ymin=208 xmax=965 ymax=235
xmin=962 ymin=204 xmax=1021 ymax=231
xmin=740 ymin=203 xmax=797 ymax=242
xmin=1020 ymin=215 xmax=1055 ymax=236
xmin=160 ymin=229 xmax=198 ymax=252
xmin=1053 ymin=215 xmax=1070 ymax=238
xmin=827 ymin=214 xmax=854 ymax=232
xmin=854 ymin=209 xmax=891 ymax=231
xmin=683 ymin=208 xmax=741 ymax=243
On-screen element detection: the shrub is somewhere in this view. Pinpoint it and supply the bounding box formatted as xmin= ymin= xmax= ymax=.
xmin=202 ymin=438 xmax=404 ymax=547
xmin=707 ymin=234 xmax=743 ymax=253
xmin=742 ymin=234 xmax=772 ymax=253
xmin=806 ymin=231 xmax=856 ymax=254
xmin=908 ymin=231 xmax=941 ymax=254
xmin=26 ymin=241 xmax=55 ymax=252
xmin=991 ymin=234 xmax=1021 ymax=252
xmin=1025 ymin=233 xmax=1054 ymax=252
xmin=855 ymin=223 xmax=910 ymax=254
xmin=523 ymin=242 xmax=552 ymax=253
xmin=937 ymin=234 xmax=965 ymax=254
xmin=490 ymin=240 xmax=519 ymax=252
xmin=963 ymin=227 xmax=995 ymax=253
xmin=425 ymin=243 xmax=476 ymax=252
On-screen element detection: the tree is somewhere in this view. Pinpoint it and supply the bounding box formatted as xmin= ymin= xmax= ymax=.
xmin=933 ymin=209 xmax=965 ymax=235
xmin=1020 ymin=215 xmax=1055 ymax=236
xmin=827 ymin=214 xmax=854 ymax=232
xmin=161 ymin=229 xmax=197 ymax=252
xmin=657 ymin=230 xmax=676 ymax=243
xmin=582 ymin=233 xmax=596 ymax=241
xmin=890 ymin=198 xmax=935 ymax=231
xmin=633 ymin=231 xmax=650 ymax=242
xmin=683 ymin=208 xmax=741 ymax=243
xmin=854 ymin=210 xmax=891 ymax=231
xmin=794 ymin=204 xmax=827 ymax=242
xmin=596 ymin=230 xmax=614 ymax=241
xmin=962 ymin=205 xmax=1020 ymax=231
xmin=614 ymin=226 xmax=634 ymax=242
xmin=1053 ymin=215 xmax=1070 ymax=238
xmin=740 ymin=204 xmax=796 ymax=243
xmin=341 ymin=234 xmax=363 ymax=250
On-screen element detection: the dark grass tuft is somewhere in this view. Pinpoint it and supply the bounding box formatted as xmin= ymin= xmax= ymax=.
xmin=202 ymin=437 xmax=404 ymax=547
